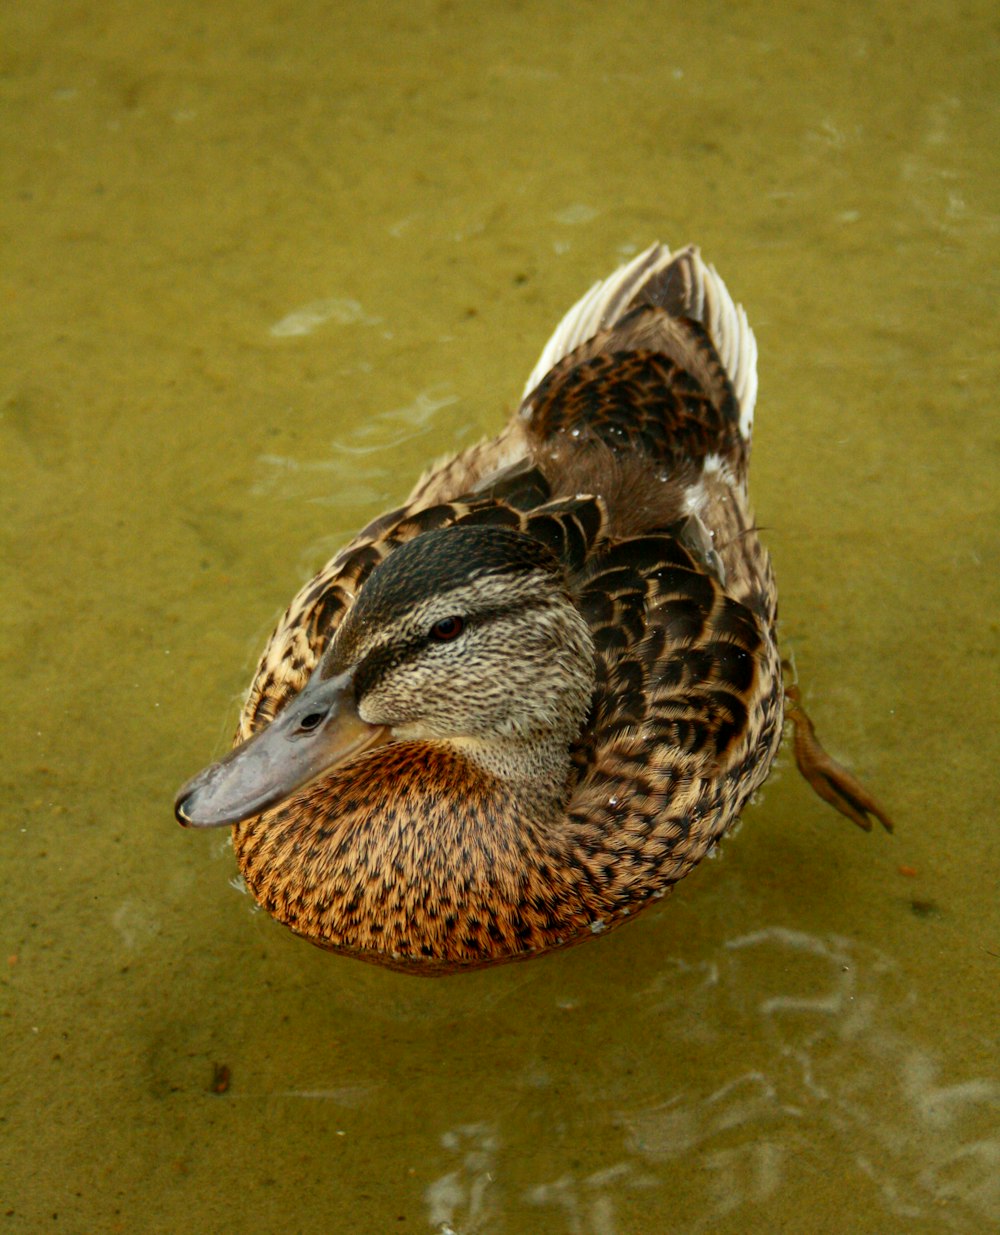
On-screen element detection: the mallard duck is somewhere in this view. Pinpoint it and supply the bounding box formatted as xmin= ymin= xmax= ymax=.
xmin=176 ymin=243 xmax=891 ymax=973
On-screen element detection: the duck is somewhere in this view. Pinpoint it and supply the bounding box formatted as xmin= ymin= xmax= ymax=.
xmin=176 ymin=242 xmax=892 ymax=974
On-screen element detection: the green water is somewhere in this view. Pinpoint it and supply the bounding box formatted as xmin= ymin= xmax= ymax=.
xmin=3 ymin=2 xmax=998 ymax=1231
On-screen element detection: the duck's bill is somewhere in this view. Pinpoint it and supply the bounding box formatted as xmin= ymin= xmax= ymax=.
xmin=174 ymin=671 xmax=389 ymax=828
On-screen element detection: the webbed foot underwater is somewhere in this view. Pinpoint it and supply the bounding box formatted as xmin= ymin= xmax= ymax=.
xmin=176 ymin=243 xmax=892 ymax=974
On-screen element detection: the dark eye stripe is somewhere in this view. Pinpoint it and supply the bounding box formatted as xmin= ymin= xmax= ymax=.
xmin=352 ymin=599 xmax=551 ymax=701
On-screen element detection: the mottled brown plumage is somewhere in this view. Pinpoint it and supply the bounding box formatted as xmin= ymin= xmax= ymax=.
xmin=176 ymin=243 xmax=891 ymax=973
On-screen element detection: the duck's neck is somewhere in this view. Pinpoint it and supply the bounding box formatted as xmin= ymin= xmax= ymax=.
xmin=232 ymin=738 xmax=599 ymax=973
xmin=446 ymin=732 xmax=575 ymax=813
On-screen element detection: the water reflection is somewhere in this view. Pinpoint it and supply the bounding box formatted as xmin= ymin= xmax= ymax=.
xmin=415 ymin=928 xmax=998 ymax=1233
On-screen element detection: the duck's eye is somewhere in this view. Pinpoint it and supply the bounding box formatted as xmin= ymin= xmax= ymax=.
xmin=429 ymin=615 xmax=465 ymax=642
xmin=297 ymin=711 xmax=326 ymax=732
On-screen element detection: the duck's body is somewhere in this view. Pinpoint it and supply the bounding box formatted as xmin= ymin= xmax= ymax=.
xmin=177 ymin=244 xmax=883 ymax=973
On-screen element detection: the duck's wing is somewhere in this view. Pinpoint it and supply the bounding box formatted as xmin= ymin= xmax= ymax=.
xmin=564 ymin=526 xmax=783 ymax=893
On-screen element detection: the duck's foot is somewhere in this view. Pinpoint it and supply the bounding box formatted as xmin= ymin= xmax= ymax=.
xmin=784 ymin=684 xmax=894 ymax=833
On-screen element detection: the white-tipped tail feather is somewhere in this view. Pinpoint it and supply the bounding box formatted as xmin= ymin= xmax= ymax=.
xmin=522 ymin=243 xmax=758 ymax=444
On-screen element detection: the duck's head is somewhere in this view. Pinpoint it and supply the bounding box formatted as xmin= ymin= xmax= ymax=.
xmin=175 ymin=525 xmax=596 ymax=828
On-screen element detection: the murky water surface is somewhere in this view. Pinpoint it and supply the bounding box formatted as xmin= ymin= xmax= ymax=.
xmin=3 ymin=2 xmax=998 ymax=1231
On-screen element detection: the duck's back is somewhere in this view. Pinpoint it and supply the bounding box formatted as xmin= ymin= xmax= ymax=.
xmin=509 ymin=245 xmax=781 ymax=896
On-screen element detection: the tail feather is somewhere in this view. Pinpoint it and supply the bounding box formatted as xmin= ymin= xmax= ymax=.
xmin=522 ymin=244 xmax=758 ymax=445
